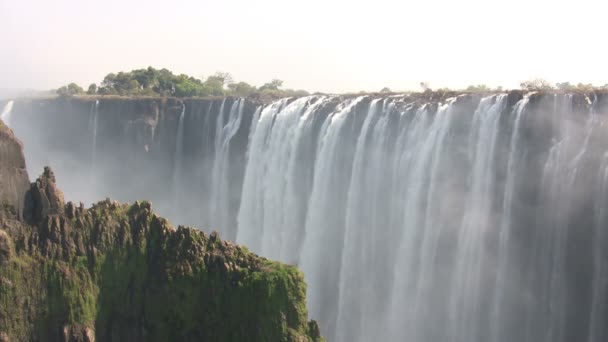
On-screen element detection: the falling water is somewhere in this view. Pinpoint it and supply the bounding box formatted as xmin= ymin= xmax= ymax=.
xmin=448 ymin=95 xmax=507 ymax=342
xmin=89 ymin=100 xmax=100 ymax=176
xmin=589 ymin=153 xmax=608 ymax=342
xmin=173 ymin=103 xmax=186 ymax=211
xmin=335 ymin=98 xmax=382 ymax=342
xmin=0 ymin=100 xmax=14 ymax=126
xmin=490 ymin=95 xmax=529 ymax=342
xmin=210 ymin=98 xmax=244 ymax=239
xmin=11 ymin=92 xmax=608 ymax=342
xmin=236 ymin=93 xmax=608 ymax=342
xmin=299 ymin=97 xmax=365 ymax=335
xmin=237 ymin=97 xmax=306 ymax=257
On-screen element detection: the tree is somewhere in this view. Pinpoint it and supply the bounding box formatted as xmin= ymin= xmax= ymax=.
xmin=101 ymin=73 xmax=116 ymax=89
xmin=97 ymin=73 xmax=117 ymax=94
xmin=556 ymin=82 xmax=573 ymax=90
xmin=287 ymin=89 xmax=310 ymax=97
xmin=174 ymin=80 xmax=197 ymax=97
xmin=576 ymin=83 xmax=595 ymax=91
xmin=61 ymin=67 xmax=310 ymax=98
xmin=126 ymin=79 xmax=140 ymax=94
xmin=466 ymin=84 xmax=490 ymax=92
xmin=420 ymin=82 xmax=431 ymax=92
xmin=260 ymin=79 xmax=284 ymax=91
xmin=57 ymin=83 xmax=84 ymax=96
xmin=520 ymin=78 xmax=554 ymax=91
xmin=87 ymin=84 xmax=97 ymax=95
xmin=380 ymin=87 xmax=392 ymax=93
xmin=202 ymin=75 xmax=225 ymax=96
xmin=209 ymin=72 xmax=233 ymax=87
xmin=227 ymin=82 xmax=257 ymax=97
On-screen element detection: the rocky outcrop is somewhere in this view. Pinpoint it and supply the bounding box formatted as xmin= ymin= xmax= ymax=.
xmin=8 ymin=96 xmax=258 ymax=234
xmin=24 ymin=166 xmax=65 ymax=224
xmin=0 ymin=229 xmax=10 ymax=265
xmin=1 ymin=197 xmax=323 ymax=342
xmin=0 ymin=113 xmax=323 ymax=342
xmin=0 ymin=119 xmax=30 ymax=220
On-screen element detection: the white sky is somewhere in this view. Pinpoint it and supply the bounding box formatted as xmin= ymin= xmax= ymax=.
xmin=1 ymin=0 xmax=607 ymax=93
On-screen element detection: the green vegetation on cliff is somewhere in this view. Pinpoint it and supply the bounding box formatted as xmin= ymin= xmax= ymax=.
xmin=0 ymin=164 xmax=322 ymax=341
xmin=0 ymin=198 xmax=322 ymax=341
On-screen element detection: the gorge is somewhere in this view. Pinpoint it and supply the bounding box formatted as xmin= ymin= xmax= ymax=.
xmin=0 ymin=103 xmax=322 ymax=341
xmin=3 ymin=91 xmax=608 ymax=342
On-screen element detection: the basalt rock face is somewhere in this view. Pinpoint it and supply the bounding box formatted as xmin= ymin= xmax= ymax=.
xmin=0 ymin=119 xmax=323 ymax=342
xmin=0 ymin=199 xmax=322 ymax=342
xmin=8 ymin=96 xmax=256 ymax=237
xmin=0 ymin=121 xmax=30 ymax=220
xmin=11 ymin=91 xmax=608 ymax=342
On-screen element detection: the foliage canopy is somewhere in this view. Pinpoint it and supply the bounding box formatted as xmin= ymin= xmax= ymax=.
xmin=59 ymin=67 xmax=310 ymax=98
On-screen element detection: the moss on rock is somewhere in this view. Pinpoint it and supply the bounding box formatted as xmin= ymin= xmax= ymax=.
xmin=0 ymin=198 xmax=323 ymax=341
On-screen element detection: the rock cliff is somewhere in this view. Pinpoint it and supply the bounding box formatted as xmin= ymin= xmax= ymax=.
xmin=0 ymin=118 xmax=322 ymax=341
xmin=8 ymin=96 xmax=257 ymax=237
xmin=0 ymin=121 xmax=30 ymax=220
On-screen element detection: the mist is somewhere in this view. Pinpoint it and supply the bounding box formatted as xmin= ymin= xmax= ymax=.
xmin=4 ymin=92 xmax=608 ymax=341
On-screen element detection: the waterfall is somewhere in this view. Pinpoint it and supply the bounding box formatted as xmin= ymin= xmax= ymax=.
xmin=237 ymin=97 xmax=327 ymax=261
xmin=235 ymin=93 xmax=608 ymax=342
xmin=11 ymin=92 xmax=608 ymax=342
xmin=299 ymin=97 xmax=365 ymax=335
xmin=89 ymin=100 xmax=100 ymax=179
xmin=589 ymin=153 xmax=608 ymax=342
xmin=0 ymin=100 xmax=14 ymax=127
xmin=83 ymin=99 xmax=100 ymax=204
xmin=335 ymin=98 xmax=383 ymax=341
xmin=173 ymin=103 xmax=186 ymax=211
xmin=210 ymin=98 xmax=244 ymax=239
xmin=199 ymin=100 xmax=218 ymax=227
xmin=449 ymin=94 xmax=507 ymax=342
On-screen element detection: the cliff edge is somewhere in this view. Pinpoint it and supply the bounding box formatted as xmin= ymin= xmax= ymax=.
xmin=0 ymin=119 xmax=322 ymax=341
xmin=0 ymin=121 xmax=30 ymax=221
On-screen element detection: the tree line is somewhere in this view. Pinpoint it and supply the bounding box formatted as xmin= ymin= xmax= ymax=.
xmin=57 ymin=70 xmax=608 ymax=98
xmin=377 ymin=80 xmax=608 ymax=94
xmin=57 ymin=67 xmax=310 ymax=98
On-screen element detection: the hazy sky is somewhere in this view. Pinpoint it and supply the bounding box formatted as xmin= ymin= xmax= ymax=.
xmin=1 ymin=0 xmax=607 ymax=93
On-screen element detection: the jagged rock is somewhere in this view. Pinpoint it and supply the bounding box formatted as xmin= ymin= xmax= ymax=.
xmin=65 ymin=201 xmax=76 ymax=219
xmin=0 ymin=120 xmax=30 ymax=220
xmin=0 ymin=198 xmax=323 ymax=341
xmin=0 ymin=230 xmax=10 ymax=265
xmin=62 ymin=325 xmax=95 ymax=342
xmin=24 ymin=166 xmax=65 ymax=224
xmin=0 ymin=174 xmax=322 ymax=342
xmin=308 ymin=320 xmax=322 ymax=340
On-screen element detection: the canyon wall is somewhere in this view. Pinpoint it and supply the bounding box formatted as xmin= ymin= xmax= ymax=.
xmin=0 ymin=108 xmax=322 ymax=342
xmin=0 ymin=118 xmax=29 ymax=220
xmin=8 ymin=96 xmax=256 ymax=239
xmin=7 ymin=92 xmax=608 ymax=342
